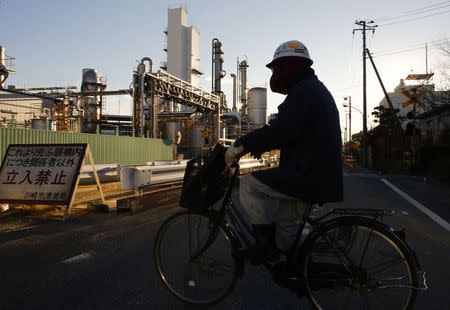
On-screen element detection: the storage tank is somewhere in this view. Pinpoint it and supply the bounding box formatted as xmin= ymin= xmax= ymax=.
xmin=190 ymin=125 xmax=204 ymax=148
xmin=247 ymin=87 xmax=267 ymax=125
xmin=31 ymin=118 xmax=52 ymax=130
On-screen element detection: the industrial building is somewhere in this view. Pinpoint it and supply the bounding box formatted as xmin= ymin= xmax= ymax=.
xmin=0 ymin=88 xmax=58 ymax=129
xmin=0 ymin=6 xmax=269 ymax=159
xmin=163 ymin=6 xmax=202 ymax=87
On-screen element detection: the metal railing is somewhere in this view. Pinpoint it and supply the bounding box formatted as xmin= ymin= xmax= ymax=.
xmin=77 ymin=156 xmax=268 ymax=190
xmin=149 ymin=69 xmax=221 ymax=111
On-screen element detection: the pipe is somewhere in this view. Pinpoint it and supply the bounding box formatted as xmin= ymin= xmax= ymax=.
xmin=211 ymin=38 xmax=225 ymax=94
xmin=212 ymin=39 xmax=216 ymax=92
xmin=231 ymin=73 xmax=237 ymax=112
xmin=0 ymin=46 xmax=9 ymax=88
xmin=140 ymin=57 xmax=153 ymax=73
xmin=212 ymin=38 xmax=219 ymax=92
xmin=138 ymin=58 xmax=151 ymax=137
xmin=137 ymin=62 xmax=146 ymax=137
xmin=238 ymin=59 xmax=248 ymax=116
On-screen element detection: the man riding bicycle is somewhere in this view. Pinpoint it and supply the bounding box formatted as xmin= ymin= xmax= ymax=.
xmin=225 ymin=40 xmax=344 ymax=264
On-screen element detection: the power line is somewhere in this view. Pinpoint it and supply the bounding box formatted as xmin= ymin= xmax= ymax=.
xmin=378 ymin=9 xmax=450 ymax=26
xmin=372 ymin=1 xmax=450 ymax=21
xmin=405 ymin=0 xmax=450 ymax=14
xmin=371 ymin=43 xmax=447 ymax=57
xmin=371 ymin=1 xmax=450 ymax=23
xmin=374 ymin=4 xmax=450 ymax=22
xmin=371 ymin=39 xmax=448 ymax=56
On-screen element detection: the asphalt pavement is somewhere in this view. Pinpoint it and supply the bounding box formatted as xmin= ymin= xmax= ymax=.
xmin=0 ymin=168 xmax=449 ymax=309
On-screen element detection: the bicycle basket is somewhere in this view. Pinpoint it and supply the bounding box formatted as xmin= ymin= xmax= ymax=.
xmin=180 ymin=143 xmax=229 ymax=212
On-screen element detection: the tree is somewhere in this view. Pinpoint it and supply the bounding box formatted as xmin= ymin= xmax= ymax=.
xmin=371 ymin=106 xmax=404 ymax=133
xmin=430 ymin=40 xmax=450 ymax=104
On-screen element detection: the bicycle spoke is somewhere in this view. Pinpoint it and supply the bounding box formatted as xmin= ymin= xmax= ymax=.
xmin=303 ymin=220 xmax=418 ymax=310
xmin=317 ymin=230 xmax=354 ymax=274
xmin=367 ymin=256 xmax=408 ymax=277
xmin=358 ymin=226 xmax=374 ymax=268
xmin=155 ymin=211 xmax=238 ymax=305
xmin=193 ymin=256 xmax=234 ymax=274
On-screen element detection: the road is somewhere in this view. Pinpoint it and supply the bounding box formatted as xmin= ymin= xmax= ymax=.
xmin=0 ymin=168 xmax=449 ymax=309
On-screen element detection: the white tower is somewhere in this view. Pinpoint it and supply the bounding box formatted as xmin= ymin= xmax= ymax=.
xmin=164 ymin=7 xmax=202 ymax=87
xmin=162 ymin=7 xmax=203 ymax=144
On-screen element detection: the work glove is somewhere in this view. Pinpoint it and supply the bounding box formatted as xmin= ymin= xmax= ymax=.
xmin=225 ymin=145 xmax=244 ymax=167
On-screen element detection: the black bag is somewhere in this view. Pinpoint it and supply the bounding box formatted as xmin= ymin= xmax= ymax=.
xmin=180 ymin=144 xmax=229 ymax=211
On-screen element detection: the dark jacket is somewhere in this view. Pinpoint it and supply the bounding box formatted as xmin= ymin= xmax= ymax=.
xmin=236 ymin=68 xmax=343 ymax=203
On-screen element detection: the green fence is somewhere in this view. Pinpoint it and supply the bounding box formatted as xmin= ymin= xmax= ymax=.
xmin=0 ymin=128 xmax=173 ymax=165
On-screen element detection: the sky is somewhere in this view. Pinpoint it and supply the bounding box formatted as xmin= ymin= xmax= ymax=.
xmin=1 ymin=0 xmax=449 ymax=136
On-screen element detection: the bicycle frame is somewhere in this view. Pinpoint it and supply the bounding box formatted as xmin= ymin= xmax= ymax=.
xmin=172 ymin=162 xmax=426 ymax=308
xmin=192 ymin=163 xmax=397 ymax=272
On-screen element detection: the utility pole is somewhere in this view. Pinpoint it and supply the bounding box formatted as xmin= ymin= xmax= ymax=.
xmin=344 ymin=96 xmax=352 ymax=145
xmin=366 ymin=49 xmax=402 ymax=131
xmin=354 ymin=20 xmax=377 ymax=168
xmin=344 ymin=114 xmax=348 ymax=152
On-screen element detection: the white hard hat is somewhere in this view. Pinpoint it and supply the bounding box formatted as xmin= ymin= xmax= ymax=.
xmin=266 ymin=40 xmax=313 ymax=68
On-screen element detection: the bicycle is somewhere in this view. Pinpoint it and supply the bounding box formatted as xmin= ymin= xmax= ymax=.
xmin=154 ymin=156 xmax=426 ymax=309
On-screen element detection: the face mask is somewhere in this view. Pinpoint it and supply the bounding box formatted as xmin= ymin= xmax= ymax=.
xmin=270 ymin=74 xmax=289 ymax=95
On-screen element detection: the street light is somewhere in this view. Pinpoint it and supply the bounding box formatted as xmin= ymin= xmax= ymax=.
xmin=343 ymin=104 xmax=375 ymax=131
xmin=343 ymin=104 xmax=363 ymax=115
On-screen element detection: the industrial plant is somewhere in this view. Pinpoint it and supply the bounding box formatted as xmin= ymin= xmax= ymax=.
xmin=0 ymin=6 xmax=268 ymax=159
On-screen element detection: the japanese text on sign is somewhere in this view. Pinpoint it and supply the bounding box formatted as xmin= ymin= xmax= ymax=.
xmin=0 ymin=144 xmax=87 ymax=204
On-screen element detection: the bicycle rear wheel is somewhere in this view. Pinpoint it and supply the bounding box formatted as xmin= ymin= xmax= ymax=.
xmin=300 ymin=216 xmax=418 ymax=310
xmin=154 ymin=210 xmax=239 ymax=306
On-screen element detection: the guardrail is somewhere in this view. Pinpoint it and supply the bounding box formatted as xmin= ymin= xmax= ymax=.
xmin=121 ymin=161 xmax=188 ymax=189
xmin=80 ymin=164 xmax=121 ymax=184
xmin=119 ymin=158 xmax=265 ymax=190
xmin=79 ymin=157 xmax=267 ymax=190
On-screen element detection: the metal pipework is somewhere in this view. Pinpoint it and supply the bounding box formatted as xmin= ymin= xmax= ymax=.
xmin=136 ymin=57 xmax=154 ymax=137
xmin=140 ymin=57 xmax=153 ymax=73
xmin=211 ymin=39 xmax=226 ymax=144
xmin=137 ymin=62 xmax=146 ymax=137
xmin=230 ymin=73 xmax=237 ymax=112
xmin=238 ymin=59 xmax=249 ymax=116
xmin=211 ymin=38 xmax=225 ymax=94
xmin=0 ymin=46 xmax=8 ymax=88
xmin=81 ymin=68 xmax=106 ymax=134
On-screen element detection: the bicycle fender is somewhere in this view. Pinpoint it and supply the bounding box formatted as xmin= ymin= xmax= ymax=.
xmin=300 ymin=216 xmax=420 ymax=268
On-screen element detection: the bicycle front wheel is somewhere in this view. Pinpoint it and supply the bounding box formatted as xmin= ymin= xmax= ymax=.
xmin=300 ymin=216 xmax=418 ymax=310
xmin=154 ymin=210 xmax=239 ymax=306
